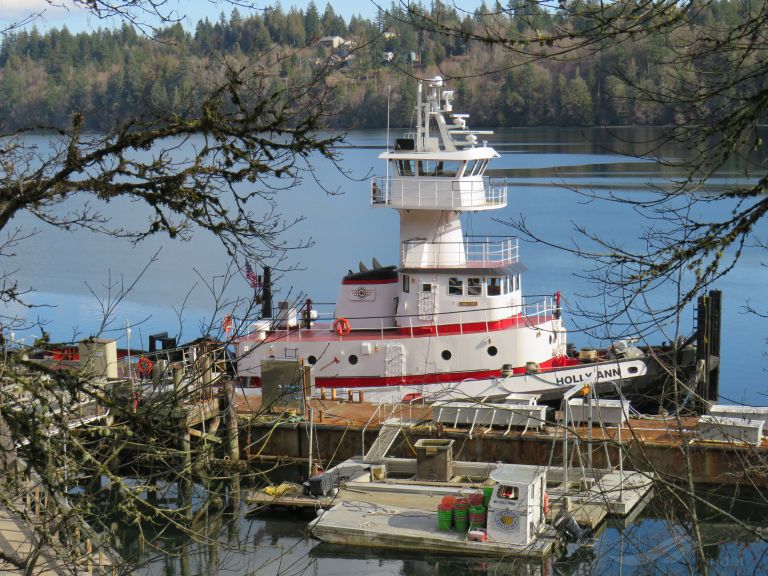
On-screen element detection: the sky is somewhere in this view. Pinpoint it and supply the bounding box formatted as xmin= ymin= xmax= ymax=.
xmin=0 ymin=0 xmax=399 ymax=33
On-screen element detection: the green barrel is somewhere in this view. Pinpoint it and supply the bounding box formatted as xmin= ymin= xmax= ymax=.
xmin=453 ymin=506 xmax=469 ymax=531
xmin=437 ymin=503 xmax=453 ymax=531
xmin=468 ymin=504 xmax=487 ymax=529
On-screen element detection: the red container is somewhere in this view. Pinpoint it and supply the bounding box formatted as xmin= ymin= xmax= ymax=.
xmin=468 ymin=493 xmax=483 ymax=506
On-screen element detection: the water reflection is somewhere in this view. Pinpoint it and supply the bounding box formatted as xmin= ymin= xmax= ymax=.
xmin=4 ymin=128 xmax=767 ymax=396
xmin=128 ymin=488 xmax=768 ymax=576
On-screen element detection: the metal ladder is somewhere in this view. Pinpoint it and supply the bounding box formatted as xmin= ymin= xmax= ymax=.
xmin=363 ymin=418 xmax=403 ymax=463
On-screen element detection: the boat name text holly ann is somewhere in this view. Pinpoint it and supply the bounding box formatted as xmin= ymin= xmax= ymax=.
xmin=555 ymin=367 xmax=622 ymax=385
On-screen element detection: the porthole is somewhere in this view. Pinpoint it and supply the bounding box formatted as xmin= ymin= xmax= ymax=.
xmin=628 ymin=366 xmax=638 ymax=374
xmin=307 ymin=355 xmax=317 ymax=365
xmin=487 ymin=346 xmax=498 ymax=357
xmin=442 ymin=350 xmax=452 ymax=361
xmin=349 ymin=354 xmax=359 ymax=365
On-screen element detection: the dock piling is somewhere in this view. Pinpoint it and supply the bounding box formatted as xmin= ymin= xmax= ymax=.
xmin=695 ymin=289 xmax=722 ymax=411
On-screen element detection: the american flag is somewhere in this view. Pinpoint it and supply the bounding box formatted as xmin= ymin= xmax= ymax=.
xmin=244 ymin=262 xmax=261 ymax=289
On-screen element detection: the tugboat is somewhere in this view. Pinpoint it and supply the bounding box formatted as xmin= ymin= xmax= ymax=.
xmin=235 ymin=76 xmax=655 ymax=400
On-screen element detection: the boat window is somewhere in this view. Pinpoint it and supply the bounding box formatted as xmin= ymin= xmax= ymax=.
xmin=467 ymin=277 xmax=481 ymax=296
xmin=499 ymin=486 xmax=519 ymax=500
xmin=448 ymin=277 xmax=463 ymax=295
xmin=422 ymin=283 xmax=432 ymax=292
xmin=436 ymin=161 xmax=461 ymax=177
xmin=417 ymin=160 xmax=434 ymax=176
xmin=502 ymin=276 xmax=509 ymax=294
xmin=517 ymin=273 xmax=522 ymax=291
xmin=475 ymin=160 xmax=488 ymax=176
xmin=487 ymin=277 xmax=501 ymax=296
xmin=465 ymin=159 xmax=478 ymax=175
xmin=397 ymin=159 xmax=415 ymax=176
xmin=402 ymin=274 xmax=410 ymax=293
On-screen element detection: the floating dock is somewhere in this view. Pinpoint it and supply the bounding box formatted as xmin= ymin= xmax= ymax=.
xmin=308 ymin=501 xmax=559 ymax=558
xmin=247 ymin=459 xmax=653 ymax=530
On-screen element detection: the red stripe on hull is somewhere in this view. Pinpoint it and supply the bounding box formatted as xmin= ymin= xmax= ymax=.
xmin=239 ymin=356 xmax=574 ymax=388
xmin=315 ymin=368 xmax=504 ymax=388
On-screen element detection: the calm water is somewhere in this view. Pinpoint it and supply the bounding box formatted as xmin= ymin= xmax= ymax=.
xmin=7 ymin=127 xmax=768 ymax=403
xmin=5 ymin=127 xmax=768 ymax=574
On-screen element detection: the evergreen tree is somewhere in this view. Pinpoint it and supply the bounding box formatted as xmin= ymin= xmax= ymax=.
xmin=305 ymin=0 xmax=321 ymax=41
xmin=264 ymin=4 xmax=287 ymax=45
xmin=285 ymin=8 xmax=307 ymax=47
xmin=322 ymin=3 xmax=345 ymax=37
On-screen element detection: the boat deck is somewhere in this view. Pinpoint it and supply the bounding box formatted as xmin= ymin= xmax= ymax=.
xmin=237 ymin=313 xmax=555 ymax=344
xmin=308 ymin=500 xmax=559 ymax=558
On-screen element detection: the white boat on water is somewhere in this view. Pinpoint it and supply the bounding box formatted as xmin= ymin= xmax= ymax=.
xmin=235 ymin=76 xmax=657 ymax=401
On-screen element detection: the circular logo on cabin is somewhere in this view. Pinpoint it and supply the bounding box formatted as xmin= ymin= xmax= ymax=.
xmin=494 ymin=510 xmax=519 ymax=531
xmin=355 ymin=287 xmax=369 ymax=299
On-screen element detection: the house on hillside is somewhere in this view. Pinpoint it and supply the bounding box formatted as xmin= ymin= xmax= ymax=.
xmin=318 ymin=36 xmax=345 ymax=49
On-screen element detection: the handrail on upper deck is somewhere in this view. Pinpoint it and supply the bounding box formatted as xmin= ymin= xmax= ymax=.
xmin=371 ymin=176 xmax=507 ymax=210
xmin=400 ymin=236 xmax=519 ymax=268
xmin=239 ymin=295 xmax=559 ymax=341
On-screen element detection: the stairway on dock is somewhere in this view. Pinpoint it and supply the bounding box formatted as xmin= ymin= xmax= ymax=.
xmin=363 ymin=418 xmax=409 ymax=464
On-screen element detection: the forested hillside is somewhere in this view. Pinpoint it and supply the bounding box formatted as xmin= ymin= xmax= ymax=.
xmin=0 ymin=0 xmax=758 ymax=130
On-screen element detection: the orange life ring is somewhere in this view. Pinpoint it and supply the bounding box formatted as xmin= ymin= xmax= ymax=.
xmin=333 ymin=317 xmax=351 ymax=336
xmin=222 ymin=315 xmax=234 ymax=333
xmin=137 ymin=356 xmax=153 ymax=378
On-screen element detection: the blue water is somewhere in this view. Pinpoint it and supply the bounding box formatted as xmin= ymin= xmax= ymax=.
xmin=7 ymin=127 xmax=767 ymax=404
xmin=7 ymin=127 xmax=768 ymax=574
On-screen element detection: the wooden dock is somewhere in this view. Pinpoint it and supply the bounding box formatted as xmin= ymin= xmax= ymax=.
xmin=236 ymin=393 xmax=768 ymax=488
xmin=0 ymin=507 xmax=70 ymax=576
xmin=0 ymin=486 xmax=116 ymax=576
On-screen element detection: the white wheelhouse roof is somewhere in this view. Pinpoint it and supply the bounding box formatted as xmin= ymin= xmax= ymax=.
xmin=379 ymin=147 xmax=499 ymax=161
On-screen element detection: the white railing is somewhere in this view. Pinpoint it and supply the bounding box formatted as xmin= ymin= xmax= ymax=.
xmin=240 ymin=294 xmax=559 ymax=343
xmin=371 ymin=176 xmax=507 ymax=210
xmin=401 ymin=236 xmax=519 ymax=269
